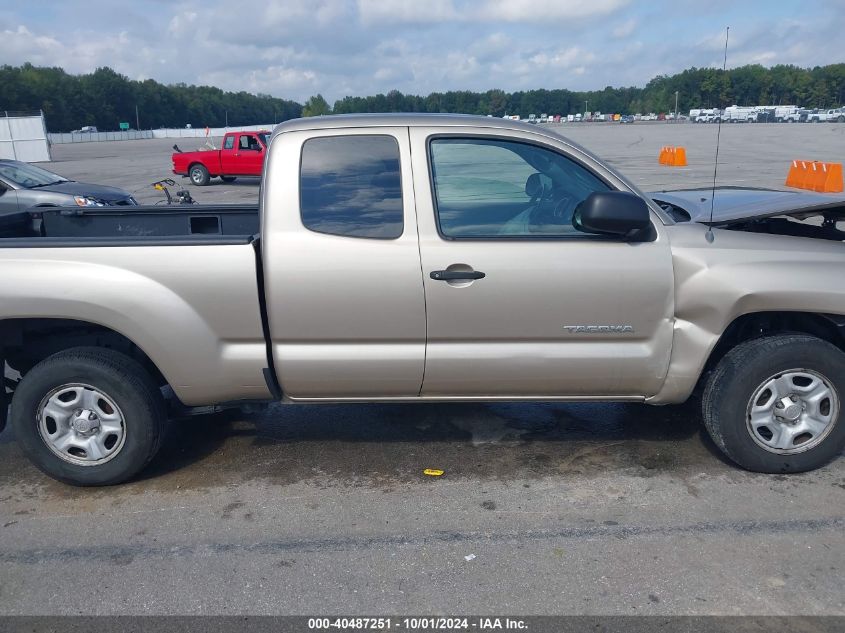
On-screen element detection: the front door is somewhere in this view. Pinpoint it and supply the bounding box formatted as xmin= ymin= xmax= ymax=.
xmin=234 ymin=133 xmax=265 ymax=175
xmin=409 ymin=129 xmax=675 ymax=398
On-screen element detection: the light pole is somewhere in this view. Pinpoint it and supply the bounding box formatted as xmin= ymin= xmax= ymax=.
xmin=585 ymin=99 xmax=588 ymax=115
xmin=225 ymin=110 xmax=228 ymax=128
xmin=135 ymin=104 xmax=140 ymax=130
xmin=674 ymin=91 xmax=679 ymax=122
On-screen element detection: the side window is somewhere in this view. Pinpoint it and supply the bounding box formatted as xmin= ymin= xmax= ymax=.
xmin=429 ymin=138 xmax=610 ymax=238
xmin=300 ymin=135 xmax=403 ymax=239
xmin=223 ymin=135 xmax=235 ymax=150
xmin=239 ymin=134 xmax=258 ymax=150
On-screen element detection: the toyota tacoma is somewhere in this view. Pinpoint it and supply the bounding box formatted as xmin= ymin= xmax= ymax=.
xmin=1 ymin=114 xmax=843 ymax=485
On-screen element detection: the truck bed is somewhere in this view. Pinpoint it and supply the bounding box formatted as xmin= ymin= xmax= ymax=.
xmin=0 ymin=204 xmax=259 ymax=246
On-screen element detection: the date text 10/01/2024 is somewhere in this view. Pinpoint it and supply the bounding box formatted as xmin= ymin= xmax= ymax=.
xmin=307 ymin=618 xmax=528 ymax=630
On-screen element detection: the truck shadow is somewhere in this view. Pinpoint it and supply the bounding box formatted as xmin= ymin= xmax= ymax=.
xmin=138 ymin=400 xmax=730 ymax=488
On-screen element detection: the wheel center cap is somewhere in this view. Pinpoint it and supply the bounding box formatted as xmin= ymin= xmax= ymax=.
xmin=782 ymin=404 xmax=802 ymax=422
xmin=72 ymin=411 xmax=99 ymax=433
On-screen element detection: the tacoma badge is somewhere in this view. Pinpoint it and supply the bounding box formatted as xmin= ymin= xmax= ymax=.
xmin=563 ymin=325 xmax=635 ymax=334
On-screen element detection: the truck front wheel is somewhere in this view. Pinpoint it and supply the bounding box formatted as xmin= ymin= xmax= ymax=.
xmin=702 ymin=335 xmax=845 ymax=473
xmin=9 ymin=348 xmax=166 ymax=486
xmin=189 ymin=164 xmax=210 ymax=186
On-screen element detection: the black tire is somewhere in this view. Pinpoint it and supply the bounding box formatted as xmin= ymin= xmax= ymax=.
xmin=838 ymin=116 xmax=845 ymax=123
xmin=220 ymin=176 xmax=237 ymax=183
xmin=189 ymin=163 xmax=210 ymax=186
xmin=10 ymin=347 xmax=166 ymax=486
xmin=702 ymin=335 xmax=845 ymax=473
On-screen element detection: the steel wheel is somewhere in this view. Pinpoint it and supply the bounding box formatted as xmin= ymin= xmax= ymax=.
xmin=36 ymin=383 xmax=126 ymax=466
xmin=746 ymin=369 xmax=839 ymax=455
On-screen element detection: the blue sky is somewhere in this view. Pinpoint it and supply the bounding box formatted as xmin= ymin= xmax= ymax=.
xmin=1 ymin=0 xmax=842 ymax=103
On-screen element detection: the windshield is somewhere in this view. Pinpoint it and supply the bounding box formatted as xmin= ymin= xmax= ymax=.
xmin=0 ymin=162 xmax=68 ymax=188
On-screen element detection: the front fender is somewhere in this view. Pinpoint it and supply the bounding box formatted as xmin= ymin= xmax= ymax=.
xmin=650 ymin=224 xmax=845 ymax=403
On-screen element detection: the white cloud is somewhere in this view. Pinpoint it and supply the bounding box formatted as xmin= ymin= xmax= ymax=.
xmin=480 ymin=0 xmax=630 ymax=21
xmin=358 ymin=0 xmax=631 ymax=25
xmin=530 ymin=47 xmax=595 ymax=68
xmin=0 ymin=0 xmax=842 ymax=107
xmin=612 ymin=18 xmax=638 ymax=38
xmin=357 ymin=0 xmax=458 ymax=24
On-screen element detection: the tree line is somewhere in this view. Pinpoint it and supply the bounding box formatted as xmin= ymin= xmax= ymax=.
xmin=1 ymin=62 xmax=843 ymax=132
xmin=330 ymin=64 xmax=845 ymax=118
xmin=0 ymin=64 xmax=302 ymax=132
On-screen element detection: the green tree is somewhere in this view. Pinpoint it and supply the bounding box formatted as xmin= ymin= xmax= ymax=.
xmin=302 ymin=94 xmax=332 ymax=117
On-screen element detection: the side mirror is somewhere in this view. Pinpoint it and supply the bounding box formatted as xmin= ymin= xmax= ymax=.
xmin=574 ymin=191 xmax=653 ymax=241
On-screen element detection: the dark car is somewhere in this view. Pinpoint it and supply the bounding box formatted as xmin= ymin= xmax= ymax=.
xmin=0 ymin=159 xmax=137 ymax=213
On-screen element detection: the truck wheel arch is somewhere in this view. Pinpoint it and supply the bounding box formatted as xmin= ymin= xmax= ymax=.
xmin=698 ymin=311 xmax=845 ymax=391
xmin=0 ymin=318 xmax=167 ymax=396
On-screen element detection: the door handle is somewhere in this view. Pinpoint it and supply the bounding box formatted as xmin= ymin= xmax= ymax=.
xmin=430 ymin=270 xmax=486 ymax=281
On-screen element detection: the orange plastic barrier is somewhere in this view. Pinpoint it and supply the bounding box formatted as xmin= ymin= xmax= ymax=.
xmin=658 ymin=146 xmax=688 ymax=167
xmin=785 ymin=160 xmax=844 ymax=193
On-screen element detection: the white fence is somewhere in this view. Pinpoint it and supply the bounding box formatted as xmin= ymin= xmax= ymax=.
xmin=48 ymin=130 xmax=154 ymax=143
xmin=0 ymin=112 xmax=51 ymax=162
xmin=48 ymin=123 xmax=277 ymax=144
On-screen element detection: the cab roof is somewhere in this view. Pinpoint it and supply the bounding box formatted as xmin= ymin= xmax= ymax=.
xmin=271 ymin=113 xmax=567 ymax=144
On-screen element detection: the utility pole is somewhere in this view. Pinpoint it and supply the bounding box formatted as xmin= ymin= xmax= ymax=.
xmin=585 ymin=99 xmax=588 ymax=114
xmin=135 ymin=104 xmax=140 ymax=130
xmin=674 ymin=91 xmax=679 ymax=122
xmin=225 ymin=110 xmax=228 ymax=128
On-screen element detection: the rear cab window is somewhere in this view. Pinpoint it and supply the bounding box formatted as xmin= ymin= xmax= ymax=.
xmin=223 ymin=135 xmax=235 ymax=150
xmin=299 ymin=135 xmax=403 ymax=239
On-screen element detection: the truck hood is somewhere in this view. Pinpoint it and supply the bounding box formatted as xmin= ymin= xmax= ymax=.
xmin=32 ymin=180 xmax=135 ymax=203
xmin=648 ymin=186 xmax=845 ymax=225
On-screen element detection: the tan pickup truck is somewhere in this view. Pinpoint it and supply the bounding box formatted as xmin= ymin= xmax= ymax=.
xmin=2 ymin=114 xmax=844 ymax=485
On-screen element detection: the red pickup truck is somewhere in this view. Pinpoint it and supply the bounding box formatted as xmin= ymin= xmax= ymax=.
xmin=172 ymin=130 xmax=270 ymax=186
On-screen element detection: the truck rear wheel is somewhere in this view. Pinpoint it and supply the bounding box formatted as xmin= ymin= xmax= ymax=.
xmin=9 ymin=348 xmax=166 ymax=486
xmin=702 ymin=335 xmax=845 ymax=473
xmin=189 ymin=164 xmax=210 ymax=186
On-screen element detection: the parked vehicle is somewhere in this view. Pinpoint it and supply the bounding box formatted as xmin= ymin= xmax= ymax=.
xmin=71 ymin=126 xmax=98 ymax=133
xmin=2 ymin=114 xmax=844 ymax=485
xmin=694 ymin=109 xmax=720 ymax=123
xmin=724 ymin=105 xmax=757 ymax=122
xmin=809 ymin=108 xmax=845 ymax=123
xmin=0 ymin=159 xmax=137 ymax=213
xmin=171 ymin=130 xmax=270 ymax=186
xmin=620 ymin=115 xmax=634 ymax=124
xmin=774 ymin=106 xmax=799 ymax=122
